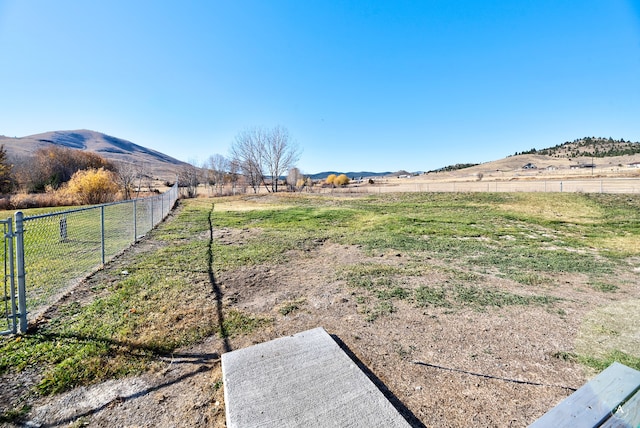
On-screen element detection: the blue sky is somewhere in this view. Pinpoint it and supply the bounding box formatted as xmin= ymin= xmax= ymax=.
xmin=1 ymin=1 xmax=639 ymax=173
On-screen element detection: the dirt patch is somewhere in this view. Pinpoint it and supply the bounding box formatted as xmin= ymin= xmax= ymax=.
xmin=4 ymin=217 xmax=640 ymax=427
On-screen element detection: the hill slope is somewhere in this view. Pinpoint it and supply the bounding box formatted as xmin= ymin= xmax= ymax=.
xmin=0 ymin=130 xmax=188 ymax=181
xmin=515 ymin=137 xmax=640 ymax=158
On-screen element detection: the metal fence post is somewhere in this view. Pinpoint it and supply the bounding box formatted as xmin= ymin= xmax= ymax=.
xmin=133 ymin=199 xmax=138 ymax=241
xmin=100 ymin=205 xmax=105 ymax=266
xmin=14 ymin=212 xmax=27 ymax=334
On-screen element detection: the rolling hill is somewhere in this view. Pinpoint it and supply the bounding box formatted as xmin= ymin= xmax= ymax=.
xmin=2 ymin=131 xmax=639 ymax=185
xmin=0 ymin=130 xmax=188 ymax=181
xmin=515 ymin=137 xmax=640 ymax=158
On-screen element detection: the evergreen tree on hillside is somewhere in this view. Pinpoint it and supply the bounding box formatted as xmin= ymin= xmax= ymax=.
xmin=0 ymin=145 xmax=15 ymax=194
xmin=512 ymin=137 xmax=640 ymax=158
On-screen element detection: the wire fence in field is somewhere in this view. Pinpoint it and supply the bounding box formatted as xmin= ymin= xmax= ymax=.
xmin=314 ymin=178 xmax=640 ymax=195
xmin=8 ymin=183 xmax=179 ymax=329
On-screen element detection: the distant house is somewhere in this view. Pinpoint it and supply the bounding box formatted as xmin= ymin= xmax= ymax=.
xmin=628 ymin=162 xmax=640 ymax=169
xmin=522 ymin=163 xmax=537 ymax=169
xmin=571 ymin=164 xmax=595 ymax=169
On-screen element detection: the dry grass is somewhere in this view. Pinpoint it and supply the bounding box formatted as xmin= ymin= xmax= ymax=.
xmin=494 ymin=193 xmax=605 ymax=224
xmin=576 ymin=299 xmax=640 ymax=362
xmin=3 ymin=192 xmax=640 ymax=426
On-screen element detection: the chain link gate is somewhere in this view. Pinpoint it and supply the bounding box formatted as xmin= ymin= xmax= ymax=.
xmin=1 ymin=218 xmax=18 ymax=335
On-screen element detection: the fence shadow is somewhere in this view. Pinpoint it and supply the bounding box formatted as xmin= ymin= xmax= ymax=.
xmin=33 ymin=331 xmax=219 ymax=361
xmin=331 ymin=334 xmax=426 ymax=428
xmin=37 ymin=364 xmax=212 ymax=428
xmin=208 ymin=203 xmax=231 ymax=353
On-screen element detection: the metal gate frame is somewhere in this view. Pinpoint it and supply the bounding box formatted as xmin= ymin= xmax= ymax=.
xmin=0 ymin=217 xmax=27 ymax=335
xmin=1 ymin=218 xmax=24 ymax=335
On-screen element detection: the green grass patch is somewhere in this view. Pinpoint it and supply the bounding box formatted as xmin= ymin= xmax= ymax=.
xmin=414 ymin=284 xmax=557 ymax=310
xmin=415 ymin=286 xmax=449 ymax=308
xmin=578 ymin=350 xmax=640 ymax=372
xmin=0 ymin=404 xmax=31 ymax=424
xmin=278 ymin=299 xmax=306 ymax=316
xmin=589 ymin=280 xmax=619 ymax=293
xmin=452 ymin=284 xmax=558 ymax=309
xmin=507 ymin=272 xmax=549 ymax=286
xmin=375 ymin=286 xmax=410 ymax=300
xmin=362 ymin=301 xmax=396 ymax=322
xmin=219 ymin=309 xmax=272 ymax=338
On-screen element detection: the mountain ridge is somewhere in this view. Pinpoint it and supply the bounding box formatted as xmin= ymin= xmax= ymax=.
xmin=1 ymin=131 xmax=638 ymax=182
xmin=0 ymin=129 xmax=187 ymax=181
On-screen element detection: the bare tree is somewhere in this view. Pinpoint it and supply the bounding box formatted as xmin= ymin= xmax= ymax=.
xmin=208 ymin=154 xmax=228 ymax=195
xmin=178 ymin=162 xmax=200 ymax=198
xmin=230 ymin=126 xmax=300 ymax=194
xmin=13 ymin=147 xmax=115 ymax=193
xmin=202 ymin=158 xmax=214 ymax=196
xmin=228 ymin=157 xmax=241 ymax=195
xmin=11 ymin=154 xmax=38 ymax=192
xmin=286 ymin=167 xmax=303 ymax=192
xmin=115 ymin=161 xmax=138 ymax=200
xmin=133 ymin=162 xmax=152 ymax=197
xmin=263 ymin=126 xmax=300 ymax=193
xmin=230 ymin=127 xmax=267 ymax=193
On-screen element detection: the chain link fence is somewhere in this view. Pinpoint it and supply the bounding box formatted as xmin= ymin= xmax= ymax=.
xmin=1 ymin=183 xmax=179 ymax=333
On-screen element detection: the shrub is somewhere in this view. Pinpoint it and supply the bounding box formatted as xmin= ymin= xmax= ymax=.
xmin=334 ymin=174 xmax=350 ymax=186
xmin=65 ymin=168 xmax=120 ymax=205
xmin=8 ymin=192 xmax=74 ymax=209
xmin=15 ymin=147 xmax=115 ymax=193
xmin=325 ymin=174 xmax=337 ymax=185
xmin=0 ymin=197 xmax=10 ymax=210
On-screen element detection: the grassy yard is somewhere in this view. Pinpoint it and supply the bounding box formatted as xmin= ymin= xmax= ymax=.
xmin=0 ymin=201 xmax=164 ymax=315
xmin=1 ymin=192 xmax=639 ymax=421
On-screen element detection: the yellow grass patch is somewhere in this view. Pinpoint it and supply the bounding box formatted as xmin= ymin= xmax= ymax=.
xmin=494 ymin=194 xmax=604 ymax=225
xmin=192 ymin=196 xmax=293 ymax=212
xmin=596 ymin=236 xmax=640 ymax=256
xmin=575 ymin=299 xmax=640 ymax=359
xmin=214 ymin=202 xmax=293 ymax=212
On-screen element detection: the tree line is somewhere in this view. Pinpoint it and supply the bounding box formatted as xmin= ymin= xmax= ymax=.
xmin=181 ymin=125 xmax=306 ymax=197
xmin=0 ymin=145 xmax=156 ymax=209
xmin=0 ymin=124 xmax=332 ymax=207
xmin=512 ymin=137 xmax=640 ymax=158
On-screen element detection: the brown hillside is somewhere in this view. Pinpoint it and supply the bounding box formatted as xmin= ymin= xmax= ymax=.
xmin=0 ymin=130 xmax=188 ymax=182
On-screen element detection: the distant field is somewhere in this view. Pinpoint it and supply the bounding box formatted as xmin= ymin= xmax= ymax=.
xmin=316 ymin=177 xmax=640 ymax=194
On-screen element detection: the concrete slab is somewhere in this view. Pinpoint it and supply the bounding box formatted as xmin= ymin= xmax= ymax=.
xmin=222 ymin=327 xmax=412 ymax=428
